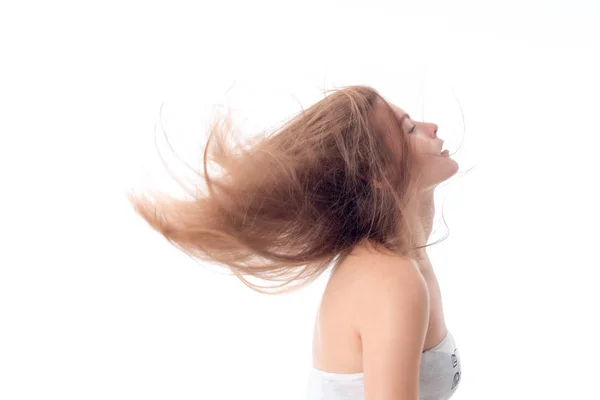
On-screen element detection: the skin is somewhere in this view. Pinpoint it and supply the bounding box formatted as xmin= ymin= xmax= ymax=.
xmin=392 ymin=103 xmax=459 ymax=191
xmin=393 ymin=103 xmax=459 ymax=250
xmin=311 ymin=104 xmax=459 ymax=399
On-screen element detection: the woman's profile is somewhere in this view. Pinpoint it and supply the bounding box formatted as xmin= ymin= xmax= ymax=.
xmin=129 ymin=85 xmax=463 ymax=400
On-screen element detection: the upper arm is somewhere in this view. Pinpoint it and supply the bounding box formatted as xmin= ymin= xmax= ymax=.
xmin=357 ymin=255 xmax=430 ymax=400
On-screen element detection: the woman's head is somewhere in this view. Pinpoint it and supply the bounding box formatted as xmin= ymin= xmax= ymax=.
xmin=377 ymin=102 xmax=459 ymax=190
xmin=129 ymin=85 xmax=457 ymax=294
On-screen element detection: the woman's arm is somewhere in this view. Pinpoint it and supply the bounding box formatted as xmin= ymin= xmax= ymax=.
xmin=357 ymin=255 xmax=430 ymax=400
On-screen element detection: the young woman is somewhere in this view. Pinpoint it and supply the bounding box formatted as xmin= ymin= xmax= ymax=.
xmin=129 ymin=85 xmax=463 ymax=400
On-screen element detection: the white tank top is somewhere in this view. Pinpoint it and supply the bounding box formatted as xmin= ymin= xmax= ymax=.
xmin=306 ymin=330 xmax=462 ymax=400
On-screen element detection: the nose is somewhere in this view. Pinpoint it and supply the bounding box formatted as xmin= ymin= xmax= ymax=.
xmin=428 ymin=123 xmax=439 ymax=138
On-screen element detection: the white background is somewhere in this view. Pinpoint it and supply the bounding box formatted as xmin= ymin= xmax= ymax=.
xmin=1 ymin=1 xmax=599 ymax=399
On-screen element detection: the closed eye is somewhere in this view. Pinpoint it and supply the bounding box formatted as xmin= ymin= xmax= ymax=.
xmin=409 ymin=124 xmax=416 ymax=134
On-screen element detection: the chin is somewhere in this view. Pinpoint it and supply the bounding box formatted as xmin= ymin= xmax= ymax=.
xmin=443 ymin=158 xmax=460 ymax=179
xmin=423 ymin=158 xmax=460 ymax=188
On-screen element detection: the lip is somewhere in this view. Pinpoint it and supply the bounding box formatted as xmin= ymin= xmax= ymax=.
xmin=439 ymin=140 xmax=445 ymax=154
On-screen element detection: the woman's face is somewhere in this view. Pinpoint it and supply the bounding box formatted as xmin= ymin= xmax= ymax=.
xmin=392 ymin=104 xmax=459 ymax=188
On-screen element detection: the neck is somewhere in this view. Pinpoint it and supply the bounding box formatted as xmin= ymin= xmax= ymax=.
xmin=356 ymin=188 xmax=438 ymax=262
xmin=406 ymin=188 xmax=435 ymax=261
xmin=417 ymin=187 xmax=436 ymax=236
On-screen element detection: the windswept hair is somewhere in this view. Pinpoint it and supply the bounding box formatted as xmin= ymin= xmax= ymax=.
xmin=129 ymin=85 xmax=428 ymax=294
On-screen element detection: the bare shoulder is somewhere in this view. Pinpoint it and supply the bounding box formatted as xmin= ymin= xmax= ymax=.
xmin=348 ymin=248 xmax=430 ymax=399
xmin=351 ymin=249 xmax=429 ymax=321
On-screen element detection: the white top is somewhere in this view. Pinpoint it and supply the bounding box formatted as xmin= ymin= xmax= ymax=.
xmin=306 ymin=331 xmax=462 ymax=400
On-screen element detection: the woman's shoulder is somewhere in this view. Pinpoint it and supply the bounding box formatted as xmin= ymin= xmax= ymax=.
xmin=341 ymin=241 xmax=424 ymax=285
xmin=331 ymin=242 xmax=428 ymax=310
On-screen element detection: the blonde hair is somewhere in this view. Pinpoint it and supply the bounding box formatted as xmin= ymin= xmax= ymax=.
xmin=129 ymin=85 xmax=428 ymax=294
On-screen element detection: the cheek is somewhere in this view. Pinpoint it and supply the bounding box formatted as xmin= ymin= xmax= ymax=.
xmin=410 ymin=135 xmax=429 ymax=153
xmin=408 ymin=137 xmax=430 ymax=165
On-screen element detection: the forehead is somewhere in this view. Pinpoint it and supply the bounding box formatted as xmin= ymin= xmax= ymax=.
xmin=390 ymin=104 xmax=409 ymax=118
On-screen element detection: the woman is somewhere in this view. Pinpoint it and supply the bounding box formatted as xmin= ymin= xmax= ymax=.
xmin=129 ymin=85 xmax=463 ymax=400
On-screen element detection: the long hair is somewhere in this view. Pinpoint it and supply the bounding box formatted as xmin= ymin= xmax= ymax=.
xmin=129 ymin=85 xmax=426 ymax=294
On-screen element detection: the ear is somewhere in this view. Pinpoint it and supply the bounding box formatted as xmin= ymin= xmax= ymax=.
xmin=372 ymin=179 xmax=383 ymax=189
xmin=372 ymin=166 xmax=394 ymax=189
